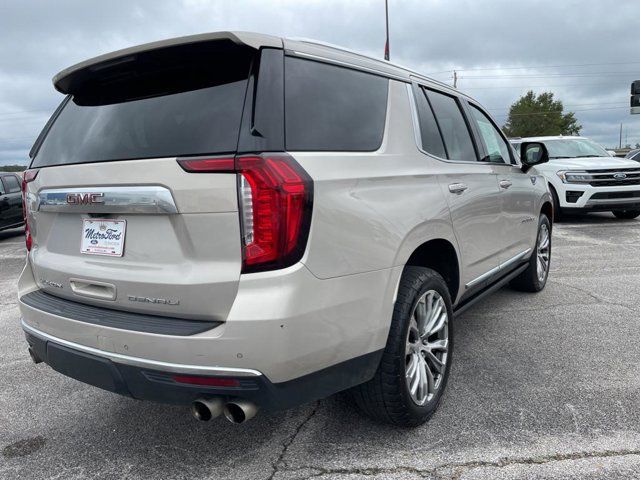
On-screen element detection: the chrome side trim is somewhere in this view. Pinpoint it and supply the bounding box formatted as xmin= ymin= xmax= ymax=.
xmin=466 ymin=248 xmax=532 ymax=289
xmin=21 ymin=320 xmax=262 ymax=377
xmin=465 ymin=265 xmax=501 ymax=290
xmin=37 ymin=186 xmax=178 ymax=214
xmin=500 ymin=248 xmax=532 ymax=270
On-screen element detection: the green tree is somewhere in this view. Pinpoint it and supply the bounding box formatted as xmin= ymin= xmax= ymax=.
xmin=502 ymin=91 xmax=581 ymax=138
xmin=0 ymin=164 xmax=26 ymax=172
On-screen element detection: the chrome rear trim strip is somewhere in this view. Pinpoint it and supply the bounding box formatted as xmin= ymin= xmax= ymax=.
xmin=22 ymin=320 xmax=262 ymax=377
xmin=37 ymin=186 xmax=178 ymax=214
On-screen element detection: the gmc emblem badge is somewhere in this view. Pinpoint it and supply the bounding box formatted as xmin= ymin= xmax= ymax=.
xmin=66 ymin=192 xmax=105 ymax=205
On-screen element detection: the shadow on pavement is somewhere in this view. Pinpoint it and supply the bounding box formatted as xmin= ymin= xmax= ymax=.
xmin=556 ymin=212 xmax=639 ymax=225
xmin=0 ymin=226 xmax=24 ymax=241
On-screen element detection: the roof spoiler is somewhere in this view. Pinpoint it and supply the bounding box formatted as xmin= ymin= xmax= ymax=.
xmin=53 ymin=31 xmax=282 ymax=95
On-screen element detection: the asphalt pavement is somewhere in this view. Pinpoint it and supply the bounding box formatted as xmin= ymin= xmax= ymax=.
xmin=1 ymin=214 xmax=640 ymax=479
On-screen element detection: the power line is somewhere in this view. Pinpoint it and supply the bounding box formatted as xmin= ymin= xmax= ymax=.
xmin=463 ymin=82 xmax=629 ymax=90
xmin=459 ymin=72 xmax=640 ymax=80
xmin=485 ymin=101 xmax=628 ymax=111
xmin=492 ymin=106 xmax=630 ymax=118
xmin=0 ymin=109 xmax=50 ymax=116
xmin=427 ymin=60 xmax=640 ymax=75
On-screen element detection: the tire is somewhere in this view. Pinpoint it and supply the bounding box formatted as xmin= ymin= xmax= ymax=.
xmin=510 ymin=214 xmax=551 ymax=292
xmin=351 ymin=266 xmax=453 ymax=427
xmin=612 ymin=210 xmax=640 ymax=220
xmin=549 ymin=186 xmax=563 ymax=222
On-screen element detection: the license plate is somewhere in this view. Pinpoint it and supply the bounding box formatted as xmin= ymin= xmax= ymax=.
xmin=81 ymin=219 xmax=126 ymax=257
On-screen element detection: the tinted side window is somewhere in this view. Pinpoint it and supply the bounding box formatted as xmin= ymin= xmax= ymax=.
xmin=413 ymin=86 xmax=447 ymax=158
xmin=285 ymin=57 xmax=388 ymax=151
xmin=469 ymin=105 xmax=511 ymax=164
xmin=425 ymin=89 xmax=476 ymax=161
xmin=2 ymin=175 xmax=20 ymax=193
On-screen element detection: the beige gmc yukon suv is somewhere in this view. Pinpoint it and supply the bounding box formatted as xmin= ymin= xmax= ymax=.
xmin=19 ymin=32 xmax=553 ymax=427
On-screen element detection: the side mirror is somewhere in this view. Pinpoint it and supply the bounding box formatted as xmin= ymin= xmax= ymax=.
xmin=520 ymin=142 xmax=549 ymax=171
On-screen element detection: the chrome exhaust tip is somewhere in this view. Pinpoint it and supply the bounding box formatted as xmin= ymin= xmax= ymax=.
xmin=223 ymin=400 xmax=258 ymax=424
xmin=191 ymin=397 xmax=224 ymax=422
xmin=28 ymin=347 xmax=42 ymax=364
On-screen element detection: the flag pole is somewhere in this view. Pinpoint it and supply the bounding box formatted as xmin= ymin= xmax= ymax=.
xmin=384 ymin=0 xmax=390 ymax=61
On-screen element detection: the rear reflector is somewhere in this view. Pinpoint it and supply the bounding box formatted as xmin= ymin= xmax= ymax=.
xmin=177 ymin=153 xmax=313 ymax=273
xmin=21 ymin=169 xmax=39 ymax=252
xmin=177 ymin=157 xmax=235 ymax=173
xmin=172 ymin=375 xmax=241 ymax=388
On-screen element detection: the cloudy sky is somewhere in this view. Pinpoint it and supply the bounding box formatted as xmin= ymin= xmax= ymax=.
xmin=1 ymin=0 xmax=639 ymax=165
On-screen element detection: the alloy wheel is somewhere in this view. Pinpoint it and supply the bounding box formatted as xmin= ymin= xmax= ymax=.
xmin=537 ymin=223 xmax=550 ymax=282
xmin=405 ymin=290 xmax=449 ymax=406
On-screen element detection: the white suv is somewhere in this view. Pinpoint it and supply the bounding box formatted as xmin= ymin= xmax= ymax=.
xmin=511 ymin=136 xmax=640 ymax=220
xmin=19 ymin=32 xmax=553 ymax=427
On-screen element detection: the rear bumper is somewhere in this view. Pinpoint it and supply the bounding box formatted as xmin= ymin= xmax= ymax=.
xmin=19 ymin=261 xmax=399 ymax=384
xmin=19 ymin=260 xmax=399 ymax=408
xmin=23 ymin=320 xmax=382 ymax=410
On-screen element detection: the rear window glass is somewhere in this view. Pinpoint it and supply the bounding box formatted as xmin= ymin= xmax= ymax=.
xmin=425 ymin=89 xmax=477 ymax=161
xmin=285 ymin=57 xmax=388 ymax=151
xmin=32 ymin=48 xmax=251 ymax=167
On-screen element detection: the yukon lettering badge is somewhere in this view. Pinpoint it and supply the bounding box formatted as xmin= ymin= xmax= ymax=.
xmin=128 ymin=295 xmax=180 ymax=306
xmin=66 ymin=192 xmax=104 ymax=205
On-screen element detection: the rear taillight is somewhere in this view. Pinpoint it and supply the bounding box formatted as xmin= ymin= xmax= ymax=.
xmin=21 ymin=169 xmax=39 ymax=252
xmin=178 ymin=153 xmax=313 ymax=273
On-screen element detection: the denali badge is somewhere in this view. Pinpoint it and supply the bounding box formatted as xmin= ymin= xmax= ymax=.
xmin=40 ymin=278 xmax=63 ymax=289
xmin=613 ymin=172 xmax=627 ymax=180
xmin=128 ymin=295 xmax=180 ymax=306
xmin=66 ymin=192 xmax=104 ymax=205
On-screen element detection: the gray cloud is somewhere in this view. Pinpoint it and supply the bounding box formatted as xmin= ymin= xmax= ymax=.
xmin=1 ymin=0 xmax=638 ymax=165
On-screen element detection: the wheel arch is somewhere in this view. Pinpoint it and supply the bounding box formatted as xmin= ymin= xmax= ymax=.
xmin=541 ymin=200 xmax=553 ymax=228
xmin=403 ymin=238 xmax=460 ymax=304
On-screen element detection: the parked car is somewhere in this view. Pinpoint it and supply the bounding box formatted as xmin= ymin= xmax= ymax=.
xmin=19 ymin=32 xmax=552 ymax=427
xmin=0 ymin=172 xmax=24 ymax=231
xmin=511 ymin=136 xmax=640 ymax=220
xmin=625 ymin=149 xmax=640 ymax=161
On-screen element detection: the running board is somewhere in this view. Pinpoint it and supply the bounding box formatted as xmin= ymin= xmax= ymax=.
xmin=454 ymin=263 xmax=528 ymax=318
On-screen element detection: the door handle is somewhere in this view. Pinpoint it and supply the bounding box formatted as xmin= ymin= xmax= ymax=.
xmin=499 ymin=180 xmax=512 ymax=189
xmin=448 ymin=183 xmax=468 ymax=194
